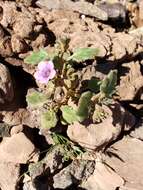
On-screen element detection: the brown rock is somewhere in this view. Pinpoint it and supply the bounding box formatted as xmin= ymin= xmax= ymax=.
xmin=0 ymin=1 xmax=17 ymax=28
xmin=31 ymin=34 xmax=47 ymax=50
xmin=16 ymin=0 xmax=33 ymax=7
xmin=0 ymin=24 xmax=4 ymax=38
xmin=0 ymin=162 xmax=20 ymax=190
xmin=2 ymin=109 xmax=27 ymax=126
xmin=111 ymin=33 xmax=138 ymax=60
xmin=0 ymin=63 xmax=14 ymax=104
xmin=117 ymin=61 xmax=143 ymax=101
xmin=67 ymin=103 xmax=135 ymax=150
xmin=11 ymin=34 xmax=29 ymax=53
xmin=53 ymin=160 xmax=95 ymax=189
xmin=13 ymin=15 xmax=34 ymax=38
xmin=0 ymin=36 xmax=13 ymax=57
xmin=10 ymin=124 xmax=23 ymax=135
xmin=105 ymin=136 xmax=143 ymax=190
xmin=81 ymin=161 xmax=124 ymax=190
xmin=0 ymin=132 xmax=38 ymax=163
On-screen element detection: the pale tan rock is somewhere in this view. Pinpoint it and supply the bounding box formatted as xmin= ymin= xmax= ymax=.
xmin=0 ymin=162 xmax=20 ymax=190
xmin=67 ymin=103 xmax=135 ymax=150
xmin=117 ymin=61 xmax=143 ymax=101
xmin=105 ymin=137 xmax=143 ymax=190
xmin=0 ymin=1 xmax=17 ymax=28
xmin=81 ymin=162 xmax=124 ymax=190
xmin=0 ymin=132 xmax=38 ymax=163
xmin=112 ymin=33 xmax=138 ymax=60
xmin=11 ymin=34 xmax=28 ymax=53
xmin=0 ymin=63 xmax=14 ymax=104
xmin=10 ymin=124 xmax=23 ymax=135
xmin=0 ymin=36 xmax=13 ymax=57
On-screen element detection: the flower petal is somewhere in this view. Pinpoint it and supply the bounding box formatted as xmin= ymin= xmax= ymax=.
xmin=49 ymin=69 xmax=56 ymax=79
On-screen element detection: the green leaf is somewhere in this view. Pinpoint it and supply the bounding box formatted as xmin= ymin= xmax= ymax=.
xmin=68 ymin=48 xmax=99 ymax=62
xmin=26 ymin=91 xmax=48 ymax=108
xmin=24 ymin=49 xmax=48 ymax=65
xmin=87 ymin=77 xmax=100 ymax=93
xmin=100 ymin=70 xmax=117 ymax=98
xmin=41 ymin=110 xmax=58 ymax=129
xmin=77 ymin=91 xmax=93 ymax=122
xmin=60 ymin=105 xmax=79 ymax=124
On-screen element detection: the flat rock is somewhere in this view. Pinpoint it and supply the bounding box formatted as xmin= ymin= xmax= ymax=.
xmin=105 ymin=136 xmax=143 ymax=190
xmin=81 ymin=161 xmax=124 ymax=190
xmin=67 ymin=103 xmax=135 ymax=150
xmin=0 ymin=132 xmax=38 ymax=163
xmin=0 ymin=162 xmax=20 ymax=190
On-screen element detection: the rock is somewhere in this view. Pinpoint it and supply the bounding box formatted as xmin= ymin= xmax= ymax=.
xmin=53 ymin=160 xmax=95 ymax=189
xmin=0 ymin=132 xmax=38 ymax=163
xmin=0 ymin=1 xmax=17 ymax=28
xmin=0 ymin=24 xmax=5 ymax=38
xmin=117 ymin=61 xmax=143 ymax=101
xmin=29 ymin=147 xmax=64 ymax=180
xmin=11 ymin=34 xmax=29 ymax=53
xmin=2 ymin=109 xmax=27 ymax=126
xmin=13 ymin=14 xmax=35 ymax=38
xmin=67 ymin=103 xmax=135 ymax=150
xmin=10 ymin=124 xmax=23 ymax=135
xmin=0 ymin=63 xmax=14 ymax=104
xmin=81 ymin=161 xmax=124 ymax=190
xmin=0 ymin=36 xmax=13 ymax=57
xmin=104 ymin=136 xmax=143 ymax=190
xmin=36 ymin=0 xmax=108 ymax=20
xmin=130 ymin=119 xmax=143 ymax=140
xmin=16 ymin=0 xmax=33 ymax=7
xmin=0 ymin=162 xmax=20 ymax=190
xmin=98 ymin=2 xmax=126 ymax=22
xmin=31 ymin=34 xmax=47 ymax=50
xmin=111 ymin=33 xmax=138 ymax=60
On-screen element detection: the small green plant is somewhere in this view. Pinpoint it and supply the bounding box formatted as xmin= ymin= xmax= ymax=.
xmin=51 ymin=133 xmax=85 ymax=161
xmin=25 ymin=38 xmax=117 ymax=127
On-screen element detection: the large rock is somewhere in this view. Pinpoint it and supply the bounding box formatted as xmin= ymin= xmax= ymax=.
xmin=105 ymin=136 xmax=143 ymax=190
xmin=0 ymin=132 xmax=38 ymax=163
xmin=117 ymin=61 xmax=143 ymax=101
xmin=0 ymin=63 xmax=14 ymax=104
xmin=67 ymin=103 xmax=135 ymax=150
xmin=81 ymin=161 xmax=124 ymax=190
xmin=53 ymin=160 xmax=95 ymax=189
xmin=0 ymin=162 xmax=20 ymax=190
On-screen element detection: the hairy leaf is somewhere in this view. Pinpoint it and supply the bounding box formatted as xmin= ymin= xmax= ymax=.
xmin=24 ymin=49 xmax=48 ymax=65
xmin=100 ymin=70 xmax=117 ymax=98
xmin=26 ymin=91 xmax=48 ymax=108
xmin=60 ymin=105 xmax=79 ymax=124
xmin=41 ymin=110 xmax=58 ymax=129
xmin=88 ymin=77 xmax=100 ymax=93
xmin=77 ymin=91 xmax=93 ymax=122
xmin=68 ymin=48 xmax=99 ymax=62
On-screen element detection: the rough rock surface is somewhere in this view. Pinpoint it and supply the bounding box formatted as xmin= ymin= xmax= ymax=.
xmin=105 ymin=136 xmax=143 ymax=190
xmin=130 ymin=119 xmax=143 ymax=140
xmin=0 ymin=162 xmax=20 ymax=190
xmin=53 ymin=160 xmax=95 ymax=189
xmin=67 ymin=103 xmax=135 ymax=150
xmin=0 ymin=132 xmax=38 ymax=163
xmin=0 ymin=63 xmax=14 ymax=104
xmin=117 ymin=61 xmax=143 ymax=101
xmin=81 ymin=161 xmax=124 ymax=190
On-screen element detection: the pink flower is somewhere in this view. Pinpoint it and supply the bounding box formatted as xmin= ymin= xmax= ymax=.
xmin=34 ymin=60 xmax=56 ymax=84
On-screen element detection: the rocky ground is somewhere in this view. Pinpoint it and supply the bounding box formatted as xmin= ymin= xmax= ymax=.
xmin=0 ymin=0 xmax=143 ymax=190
